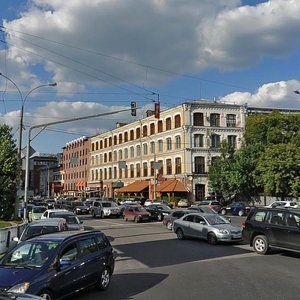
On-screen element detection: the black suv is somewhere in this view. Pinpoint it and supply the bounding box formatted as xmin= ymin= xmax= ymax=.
xmin=242 ymin=207 xmax=300 ymax=255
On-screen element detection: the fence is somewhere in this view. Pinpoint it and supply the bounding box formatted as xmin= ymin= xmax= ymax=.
xmin=0 ymin=223 xmax=26 ymax=255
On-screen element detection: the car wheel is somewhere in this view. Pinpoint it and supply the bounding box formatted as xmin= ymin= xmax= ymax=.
xmin=176 ymin=228 xmax=185 ymax=240
xmin=96 ymin=267 xmax=111 ymax=291
xmin=221 ymin=209 xmax=227 ymax=215
xmin=157 ymin=214 xmax=163 ymax=221
xmin=253 ymin=235 xmax=269 ymax=255
xmin=39 ymin=289 xmax=54 ymax=300
xmin=166 ymin=221 xmax=173 ymax=230
xmin=238 ymin=210 xmax=244 ymax=217
xmin=207 ymin=232 xmax=218 ymax=245
xmin=92 ymin=211 xmax=96 ymax=218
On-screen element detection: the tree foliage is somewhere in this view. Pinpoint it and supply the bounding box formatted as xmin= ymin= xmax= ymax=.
xmin=0 ymin=125 xmax=18 ymax=220
xmin=208 ymin=112 xmax=300 ymax=200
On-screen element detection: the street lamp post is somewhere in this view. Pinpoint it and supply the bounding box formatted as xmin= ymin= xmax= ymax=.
xmin=0 ymin=72 xmax=56 ymax=217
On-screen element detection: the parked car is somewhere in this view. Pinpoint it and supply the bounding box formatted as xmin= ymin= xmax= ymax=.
xmin=177 ymin=199 xmax=191 ymax=208
xmin=0 ymin=230 xmax=115 ymax=299
xmin=70 ymin=201 xmax=89 ymax=215
xmin=221 ymin=202 xmax=250 ymax=216
xmin=119 ymin=202 xmax=137 ymax=216
xmin=266 ymin=201 xmax=299 ymax=208
xmin=145 ymin=204 xmax=172 ymax=221
xmin=198 ymin=201 xmax=222 ymax=213
xmin=173 ymin=212 xmax=243 ymax=244
xmin=28 ymin=206 xmax=47 ymax=222
xmin=123 ymin=205 xmax=151 ymax=222
xmin=43 ymin=209 xmax=84 ymax=230
xmin=163 ymin=209 xmax=195 ymax=230
xmin=41 ymin=209 xmax=69 ymax=219
xmin=0 ymin=291 xmax=42 ymax=299
xmin=90 ymin=201 xmax=121 ymax=218
xmin=13 ymin=218 xmax=68 ymax=243
xmin=242 ymin=207 xmax=300 ymax=255
xmin=189 ymin=206 xmax=231 ymax=222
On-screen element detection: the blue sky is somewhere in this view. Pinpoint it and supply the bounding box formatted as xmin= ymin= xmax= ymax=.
xmin=0 ymin=0 xmax=300 ymax=154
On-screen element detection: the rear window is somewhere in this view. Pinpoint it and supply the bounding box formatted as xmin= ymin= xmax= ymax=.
xmin=78 ymin=238 xmax=98 ymax=256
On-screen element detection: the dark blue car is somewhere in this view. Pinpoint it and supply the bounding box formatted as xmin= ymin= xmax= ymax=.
xmin=220 ymin=202 xmax=250 ymax=216
xmin=0 ymin=230 xmax=115 ymax=300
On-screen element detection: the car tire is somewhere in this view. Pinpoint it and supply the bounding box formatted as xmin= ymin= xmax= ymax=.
xmin=166 ymin=221 xmax=173 ymax=230
xmin=38 ymin=289 xmax=54 ymax=300
xmin=176 ymin=228 xmax=185 ymax=240
xmin=238 ymin=210 xmax=244 ymax=217
xmin=221 ymin=209 xmax=227 ymax=215
xmin=96 ymin=267 xmax=111 ymax=291
xmin=157 ymin=214 xmax=163 ymax=221
xmin=253 ymin=235 xmax=269 ymax=255
xmin=207 ymin=232 xmax=218 ymax=245
xmin=92 ymin=211 xmax=96 ymax=218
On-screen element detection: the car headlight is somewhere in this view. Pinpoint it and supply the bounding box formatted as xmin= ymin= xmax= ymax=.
xmin=218 ymin=229 xmax=230 ymax=235
xmin=8 ymin=282 xmax=30 ymax=293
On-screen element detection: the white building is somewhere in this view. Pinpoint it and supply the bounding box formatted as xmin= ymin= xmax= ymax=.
xmin=87 ymin=100 xmax=246 ymax=201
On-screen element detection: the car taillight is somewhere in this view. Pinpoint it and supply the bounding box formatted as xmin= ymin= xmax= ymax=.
xmin=241 ymin=220 xmax=246 ymax=227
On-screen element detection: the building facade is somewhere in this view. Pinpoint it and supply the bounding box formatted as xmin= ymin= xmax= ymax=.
xmin=62 ymin=136 xmax=90 ymax=197
xmin=88 ymin=101 xmax=246 ymax=201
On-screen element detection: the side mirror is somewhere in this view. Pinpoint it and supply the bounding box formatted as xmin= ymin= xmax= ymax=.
xmin=59 ymin=259 xmax=72 ymax=266
xmin=199 ymin=221 xmax=206 ymax=225
xmin=13 ymin=237 xmax=19 ymax=242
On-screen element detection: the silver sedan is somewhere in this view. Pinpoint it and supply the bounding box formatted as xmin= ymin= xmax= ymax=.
xmin=173 ymin=212 xmax=243 ymax=245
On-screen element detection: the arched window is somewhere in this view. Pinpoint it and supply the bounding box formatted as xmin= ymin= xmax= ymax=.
xmin=175 ymin=115 xmax=181 ymax=128
xmin=166 ymin=117 xmax=171 ymax=130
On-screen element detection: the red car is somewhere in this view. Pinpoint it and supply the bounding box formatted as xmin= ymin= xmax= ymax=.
xmin=123 ymin=205 xmax=151 ymax=222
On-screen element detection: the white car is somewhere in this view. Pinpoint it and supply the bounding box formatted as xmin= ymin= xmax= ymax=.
xmin=266 ymin=201 xmax=299 ymax=208
xmin=41 ymin=209 xmax=69 ymax=219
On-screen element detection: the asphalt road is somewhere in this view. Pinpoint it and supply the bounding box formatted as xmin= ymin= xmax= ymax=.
xmin=71 ymin=215 xmax=300 ymax=300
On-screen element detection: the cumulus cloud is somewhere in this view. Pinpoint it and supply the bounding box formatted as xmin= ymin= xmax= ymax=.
xmin=219 ymin=80 xmax=300 ymax=108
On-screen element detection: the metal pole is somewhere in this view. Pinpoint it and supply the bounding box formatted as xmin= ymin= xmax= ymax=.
xmin=23 ymin=107 xmax=135 ymax=218
xmin=47 ymin=166 xmax=50 ymax=198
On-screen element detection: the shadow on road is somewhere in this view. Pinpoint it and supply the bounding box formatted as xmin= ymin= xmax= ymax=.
xmin=114 ymin=238 xmax=251 ymax=268
xmin=70 ymin=272 xmax=168 ymax=300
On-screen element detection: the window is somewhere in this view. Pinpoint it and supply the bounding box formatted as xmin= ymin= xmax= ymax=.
xmin=136 ymin=127 xmax=141 ymax=139
xmin=104 ymin=138 xmax=107 ymax=148
xmin=130 ymin=164 xmax=134 ymax=177
xmin=113 ymin=166 xmax=117 ymax=179
xmin=143 ymin=143 xmax=148 ymax=155
xmin=150 ymin=161 xmax=154 ymax=176
xmin=136 ymin=145 xmax=141 ymax=157
xmin=166 ymin=117 xmax=171 ymax=130
xmin=157 ymin=159 xmax=163 ymax=175
xmin=158 ymin=120 xmax=163 ymax=133
xmin=228 ymin=135 xmax=237 ymax=149
xmin=194 ymin=134 xmax=204 ymax=147
xmin=136 ymin=163 xmax=141 ymax=177
xmin=194 ymin=113 xmax=204 ymax=126
xmin=194 ymin=157 xmax=205 ymax=174
xmin=124 ymin=132 xmax=128 ymax=142
xmin=226 ymin=114 xmax=236 ymax=127
xmin=175 ymin=136 xmax=181 ymax=149
xmin=119 ymin=133 xmax=123 ymax=144
xmin=109 ymin=137 xmax=112 ymax=147
xmin=286 ymin=212 xmax=300 ymax=227
xmin=150 ymin=141 xmax=155 ymax=154
xmin=113 ymin=151 xmax=117 ymax=161
xmin=175 ymin=115 xmax=181 ymax=128
xmin=143 ymin=162 xmax=148 ymax=177
xmin=130 ymin=130 xmax=134 ymax=141
xmin=60 ymin=243 xmax=78 ymax=262
xmin=130 ymin=146 xmax=134 ymax=158
xmin=96 ymin=235 xmax=108 ymax=249
xmin=124 ymin=148 xmax=128 ymax=159
xmin=210 ymin=113 xmax=220 ymax=127
xmin=114 ymin=135 xmax=117 ymax=145
xmin=143 ymin=125 xmax=148 ymax=137
xmin=252 ymin=211 xmax=267 ymax=222
xmin=166 ymin=138 xmax=172 ymax=151
xmin=78 ymin=238 xmax=98 ymax=256
xmin=158 ymin=140 xmax=163 ymax=152
xmin=118 ymin=149 xmax=123 ymax=160
xmin=175 ymin=157 xmax=181 ymax=174
xmin=211 ymin=134 xmax=220 ymax=148
xmin=150 ymin=123 xmax=155 ymax=135
xmin=266 ymin=211 xmax=285 ymax=225
xmin=166 ymin=159 xmax=172 ymax=175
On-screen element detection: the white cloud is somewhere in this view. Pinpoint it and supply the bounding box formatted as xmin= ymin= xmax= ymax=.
xmin=219 ymin=80 xmax=300 ymax=108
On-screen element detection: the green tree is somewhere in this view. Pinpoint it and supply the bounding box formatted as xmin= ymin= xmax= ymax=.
xmin=256 ymin=143 xmax=300 ymax=198
xmin=0 ymin=125 xmax=18 ymax=220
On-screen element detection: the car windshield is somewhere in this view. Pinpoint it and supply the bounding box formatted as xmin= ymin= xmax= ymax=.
xmin=21 ymin=226 xmax=59 ymax=241
xmin=157 ymin=205 xmax=171 ymax=210
xmin=133 ymin=206 xmax=146 ymax=212
xmin=205 ymin=215 xmax=230 ymax=225
xmin=1 ymin=241 xmax=59 ymax=268
xmin=33 ymin=206 xmax=47 ymax=213
xmin=199 ymin=207 xmax=216 ymax=214
xmin=72 ymin=202 xmax=84 ymax=206
xmin=52 ymin=214 xmax=79 ymax=224
xmin=102 ymin=202 xmax=117 ymax=207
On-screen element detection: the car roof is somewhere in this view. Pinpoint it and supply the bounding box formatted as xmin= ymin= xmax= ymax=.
xmin=44 ymin=209 xmax=68 ymax=212
xmin=27 ymin=230 xmax=102 ymax=243
xmin=27 ymin=218 xmax=66 ymax=226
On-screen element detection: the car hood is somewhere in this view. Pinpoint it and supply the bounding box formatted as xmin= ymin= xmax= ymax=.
xmin=0 ymin=267 xmax=40 ymax=288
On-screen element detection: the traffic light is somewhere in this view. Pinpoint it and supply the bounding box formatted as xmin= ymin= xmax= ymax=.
xmin=131 ymin=101 xmax=136 ymax=116
xmin=154 ymin=102 xmax=160 ymax=119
